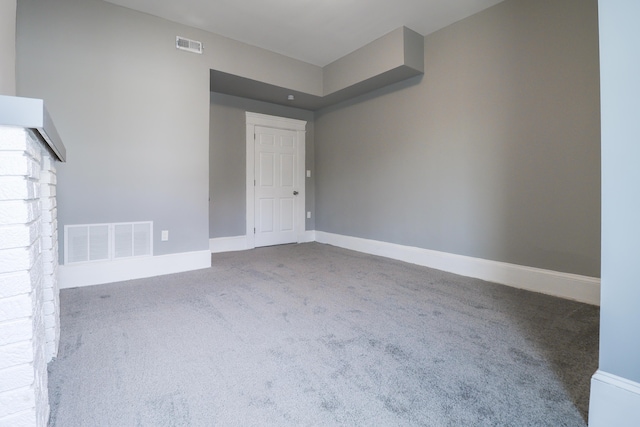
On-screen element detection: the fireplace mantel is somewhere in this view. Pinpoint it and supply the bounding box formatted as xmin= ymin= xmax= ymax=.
xmin=0 ymin=94 xmax=66 ymax=162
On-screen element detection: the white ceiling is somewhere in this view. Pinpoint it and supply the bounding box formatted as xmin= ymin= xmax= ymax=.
xmin=102 ymin=0 xmax=504 ymax=67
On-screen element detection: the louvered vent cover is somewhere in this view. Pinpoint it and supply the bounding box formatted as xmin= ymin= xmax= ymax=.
xmin=66 ymin=224 xmax=110 ymax=263
xmin=176 ymin=36 xmax=203 ymax=54
xmin=114 ymin=222 xmax=151 ymax=258
xmin=65 ymin=222 xmax=153 ymax=264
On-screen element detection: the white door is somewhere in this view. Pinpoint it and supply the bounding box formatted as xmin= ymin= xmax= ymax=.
xmin=246 ymin=112 xmax=306 ymax=249
xmin=254 ymin=126 xmax=300 ymax=247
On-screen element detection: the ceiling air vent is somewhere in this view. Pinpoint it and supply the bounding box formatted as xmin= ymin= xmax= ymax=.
xmin=176 ymin=36 xmax=203 ymax=54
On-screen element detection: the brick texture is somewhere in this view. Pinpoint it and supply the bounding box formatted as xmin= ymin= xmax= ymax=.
xmin=0 ymin=126 xmax=60 ymax=426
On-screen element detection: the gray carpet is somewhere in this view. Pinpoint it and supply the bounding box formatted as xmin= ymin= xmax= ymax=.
xmin=48 ymin=242 xmax=599 ymax=426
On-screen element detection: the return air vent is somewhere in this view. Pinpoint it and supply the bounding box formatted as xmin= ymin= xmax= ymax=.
xmin=64 ymin=222 xmax=153 ymax=265
xmin=176 ymin=36 xmax=203 ymax=54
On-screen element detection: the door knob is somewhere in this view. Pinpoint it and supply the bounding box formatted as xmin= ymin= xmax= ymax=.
xmin=293 ymin=191 xmax=299 ymax=195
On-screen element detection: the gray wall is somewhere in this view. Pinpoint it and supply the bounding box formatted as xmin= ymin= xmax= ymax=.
xmin=0 ymin=0 xmax=16 ymax=96
xmin=209 ymin=93 xmax=314 ymax=238
xmin=324 ymin=27 xmax=415 ymax=96
xmin=315 ymin=0 xmax=601 ymax=277
xmin=598 ymin=0 xmax=640 ymax=383
xmin=17 ymin=0 xmax=210 ymax=257
xmin=16 ymin=0 xmax=323 ymax=260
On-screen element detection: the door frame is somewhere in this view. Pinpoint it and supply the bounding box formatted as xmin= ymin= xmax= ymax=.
xmin=245 ymin=112 xmax=306 ymax=249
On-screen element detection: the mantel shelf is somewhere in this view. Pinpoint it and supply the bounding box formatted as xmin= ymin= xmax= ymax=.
xmin=0 ymin=95 xmax=66 ymax=162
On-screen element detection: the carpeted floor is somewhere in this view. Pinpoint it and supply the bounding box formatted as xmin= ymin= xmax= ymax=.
xmin=48 ymin=242 xmax=599 ymax=426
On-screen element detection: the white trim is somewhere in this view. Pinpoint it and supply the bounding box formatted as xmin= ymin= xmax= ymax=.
xmin=245 ymin=112 xmax=307 ymax=131
xmin=210 ymin=236 xmax=248 ymax=253
xmin=205 ymin=230 xmax=600 ymax=304
xmin=246 ymin=112 xmax=306 ymax=250
xmin=589 ymin=370 xmax=640 ymax=427
xmin=210 ymin=232 xmax=316 ymax=253
xmin=294 ymin=128 xmax=306 ymax=244
xmin=301 ymin=230 xmax=316 ymax=243
xmin=315 ymin=231 xmax=600 ymax=305
xmin=59 ymin=250 xmax=211 ymax=289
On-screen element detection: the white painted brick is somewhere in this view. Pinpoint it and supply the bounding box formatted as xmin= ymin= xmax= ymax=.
xmin=42 ymin=266 xmax=53 ymax=279
xmin=24 ymin=137 xmax=41 ymax=165
xmin=0 ymin=341 xmax=33 ymax=370
xmin=0 ymin=177 xmax=39 ymax=201
xmin=44 ymin=327 xmax=55 ymax=343
xmin=29 ymin=262 xmax=43 ymax=298
xmin=40 ymin=201 xmax=54 ymax=214
xmin=41 ymin=221 xmax=54 ymax=237
xmin=31 ymin=348 xmax=44 ymax=373
xmin=40 ymin=235 xmax=53 ymax=251
xmin=39 ymin=184 xmax=55 ymax=198
xmin=0 ymin=127 xmax=29 ymax=151
xmin=0 ymin=244 xmax=40 ymax=274
xmin=40 ymin=155 xmax=52 ymax=171
xmin=31 ymin=291 xmax=42 ymax=314
xmin=0 ymin=222 xmax=39 ymax=250
xmin=0 ymin=293 xmax=33 ymax=321
xmin=0 ymin=272 xmax=31 ymax=299
xmin=42 ymin=216 xmax=55 ymax=231
xmin=41 ymin=250 xmax=53 ymax=265
xmin=40 ymin=175 xmax=54 ymax=186
xmin=31 ymin=344 xmax=45 ymax=374
xmin=0 ymin=200 xmax=40 ymax=226
xmin=0 ymin=408 xmax=36 ymax=427
xmin=41 ymin=207 xmax=55 ymax=223
xmin=38 ymin=173 xmax=51 ymax=184
xmin=0 ymin=364 xmax=34 ymax=393
xmin=40 ymin=222 xmax=51 ymax=238
xmin=0 ymin=385 xmax=35 ymax=418
xmin=1 ymin=125 xmax=59 ymax=427
xmin=45 ymin=342 xmax=56 ymax=362
xmin=42 ymin=263 xmax=55 ymax=277
xmin=40 ymin=152 xmax=54 ymax=171
xmin=42 ymin=301 xmax=54 ymax=317
xmin=0 ymin=153 xmax=39 ymax=177
xmin=39 ymin=189 xmax=51 ymax=204
xmin=47 ymin=314 xmax=57 ymax=329
xmin=0 ymin=319 xmax=32 ymax=346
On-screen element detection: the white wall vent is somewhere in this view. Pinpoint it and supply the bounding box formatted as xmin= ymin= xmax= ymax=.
xmin=176 ymin=36 xmax=203 ymax=54
xmin=64 ymin=221 xmax=153 ymax=265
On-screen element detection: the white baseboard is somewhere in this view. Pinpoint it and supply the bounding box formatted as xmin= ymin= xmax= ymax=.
xmin=206 ymin=231 xmax=600 ymax=304
xmin=210 ymin=231 xmax=317 ymax=253
xmin=210 ymin=236 xmax=248 ymax=253
xmin=301 ymin=230 xmax=316 ymax=243
xmin=59 ymin=250 xmax=211 ymax=289
xmin=315 ymin=231 xmax=600 ymax=305
xmin=589 ymin=370 xmax=640 ymax=427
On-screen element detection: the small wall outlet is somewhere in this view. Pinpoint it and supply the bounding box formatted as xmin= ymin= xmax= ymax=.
xmin=161 ymin=230 xmax=169 ymax=241
xmin=306 ymin=170 xmax=311 ymax=178
xmin=307 ymin=212 xmax=311 ymax=219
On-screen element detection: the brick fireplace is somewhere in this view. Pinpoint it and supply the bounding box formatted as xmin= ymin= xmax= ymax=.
xmin=1 ymin=95 xmax=66 ymax=426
